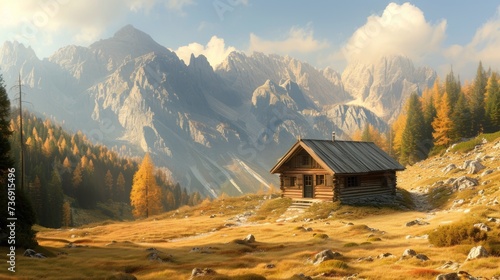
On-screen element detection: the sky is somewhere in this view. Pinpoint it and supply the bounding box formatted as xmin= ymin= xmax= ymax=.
xmin=1 ymin=0 xmax=500 ymax=80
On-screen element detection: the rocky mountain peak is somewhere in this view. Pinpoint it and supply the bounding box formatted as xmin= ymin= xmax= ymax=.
xmin=0 ymin=41 xmax=38 ymax=65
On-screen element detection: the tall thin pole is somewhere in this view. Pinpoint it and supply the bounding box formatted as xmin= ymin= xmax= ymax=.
xmin=18 ymin=74 xmax=24 ymax=191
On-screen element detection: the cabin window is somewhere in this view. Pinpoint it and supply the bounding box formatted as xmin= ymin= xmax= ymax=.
xmin=290 ymin=177 xmax=296 ymax=187
xmin=316 ymin=175 xmax=325 ymax=185
xmin=346 ymin=176 xmax=359 ymax=187
xmin=301 ymin=155 xmax=311 ymax=166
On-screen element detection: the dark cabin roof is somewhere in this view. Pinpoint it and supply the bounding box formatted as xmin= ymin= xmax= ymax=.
xmin=270 ymin=139 xmax=405 ymax=175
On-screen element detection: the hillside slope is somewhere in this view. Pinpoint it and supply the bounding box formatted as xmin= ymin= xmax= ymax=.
xmin=6 ymin=136 xmax=500 ymax=280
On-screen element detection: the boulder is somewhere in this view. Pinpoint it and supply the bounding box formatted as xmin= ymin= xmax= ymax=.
xmin=436 ymin=271 xmax=475 ymax=280
xmin=468 ymin=160 xmax=485 ymax=174
xmin=442 ymin=164 xmax=457 ymax=174
xmin=466 ymin=246 xmax=488 ymax=261
xmin=312 ymin=249 xmax=342 ymax=265
xmin=401 ymin=248 xmax=417 ymax=260
xmin=437 ymin=261 xmax=461 ymax=271
xmin=452 ymin=176 xmax=478 ymax=191
xmin=377 ymin=252 xmax=395 ymax=259
xmin=473 ymin=223 xmax=491 ymax=232
xmin=243 ymin=234 xmax=255 ymax=243
xmin=462 ymin=160 xmax=473 ymax=169
xmin=481 ymin=169 xmax=494 ymax=177
xmin=190 ymin=268 xmax=217 ymax=279
xmin=23 ymin=249 xmax=46 ymax=258
xmin=405 ymin=219 xmax=429 ymax=227
xmin=415 ymin=253 xmax=429 ymax=261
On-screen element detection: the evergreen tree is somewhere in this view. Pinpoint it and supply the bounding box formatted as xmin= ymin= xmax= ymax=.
xmin=0 ymin=73 xmax=37 ymax=248
xmin=432 ymin=92 xmax=454 ymax=147
xmin=62 ymin=201 xmax=72 ymax=227
xmin=451 ymin=92 xmax=473 ymax=140
xmin=470 ymin=61 xmax=488 ymax=134
xmin=485 ymin=72 xmax=500 ymax=132
xmin=116 ymin=172 xmax=126 ymax=202
xmin=445 ymin=68 xmax=461 ymax=111
xmin=400 ymin=93 xmax=426 ymax=165
xmin=130 ymin=154 xmax=163 ymax=218
xmin=105 ymin=169 xmax=114 ymax=200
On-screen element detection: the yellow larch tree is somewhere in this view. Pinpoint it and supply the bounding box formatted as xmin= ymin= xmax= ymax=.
xmin=432 ymin=92 xmax=454 ymax=147
xmin=130 ymin=153 xmax=164 ymax=218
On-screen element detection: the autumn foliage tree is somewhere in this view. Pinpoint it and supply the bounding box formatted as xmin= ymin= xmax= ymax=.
xmin=130 ymin=153 xmax=164 ymax=218
xmin=432 ymin=92 xmax=454 ymax=147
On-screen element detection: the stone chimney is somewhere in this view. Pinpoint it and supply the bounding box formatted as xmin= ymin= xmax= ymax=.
xmin=332 ymin=132 xmax=336 ymax=142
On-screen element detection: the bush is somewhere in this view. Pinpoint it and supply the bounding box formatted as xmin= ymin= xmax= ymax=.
xmin=451 ymin=138 xmax=482 ymax=153
xmin=429 ymin=222 xmax=488 ymax=247
xmin=343 ymin=242 xmax=359 ymax=247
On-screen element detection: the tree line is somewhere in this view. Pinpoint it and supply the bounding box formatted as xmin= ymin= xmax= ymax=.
xmin=8 ymin=110 xmax=203 ymax=228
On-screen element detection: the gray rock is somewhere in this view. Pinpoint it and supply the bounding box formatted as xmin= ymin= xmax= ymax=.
xmin=473 ymin=223 xmax=491 ymax=232
xmin=415 ymin=253 xmax=429 ymax=261
xmin=312 ymin=249 xmax=342 ymax=265
xmin=452 ymin=176 xmax=478 ymax=191
xmin=437 ymin=261 xmax=461 ymax=270
xmin=23 ymin=249 xmax=36 ymax=257
xmin=377 ymin=252 xmax=395 ymax=259
xmin=405 ymin=219 xmax=429 ymax=227
xmin=481 ymin=169 xmax=494 ymax=177
xmin=401 ymin=248 xmax=417 ymax=259
xmin=357 ymin=256 xmax=374 ymax=262
xmin=243 ymin=234 xmax=255 ymax=243
xmin=436 ymin=271 xmax=476 ymax=280
xmin=442 ymin=164 xmax=457 ymax=174
xmin=466 ymin=246 xmax=488 ymax=261
xmin=190 ymin=268 xmax=217 ymax=279
xmin=264 ymin=263 xmax=275 ymax=269
xmin=468 ymin=160 xmax=485 ymax=174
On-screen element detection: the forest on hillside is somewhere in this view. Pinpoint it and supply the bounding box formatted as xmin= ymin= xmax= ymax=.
xmin=9 ymin=111 xmax=203 ymax=228
xmin=353 ymin=62 xmax=500 ymax=166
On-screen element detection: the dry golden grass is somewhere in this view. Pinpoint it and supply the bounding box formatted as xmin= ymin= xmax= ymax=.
xmin=3 ymin=139 xmax=500 ymax=279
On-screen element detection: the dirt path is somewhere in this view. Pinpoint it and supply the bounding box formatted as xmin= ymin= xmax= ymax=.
xmin=409 ymin=190 xmax=432 ymax=212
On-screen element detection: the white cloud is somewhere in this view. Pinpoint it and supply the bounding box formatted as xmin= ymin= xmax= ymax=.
xmin=0 ymin=0 xmax=191 ymax=52
xmin=444 ymin=6 xmax=500 ymax=77
xmin=248 ymin=25 xmax=329 ymax=55
xmin=340 ymin=2 xmax=446 ymax=63
xmin=174 ymin=36 xmax=237 ymax=68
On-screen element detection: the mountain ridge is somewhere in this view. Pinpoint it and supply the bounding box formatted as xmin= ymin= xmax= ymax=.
xmin=0 ymin=25 xmax=436 ymax=197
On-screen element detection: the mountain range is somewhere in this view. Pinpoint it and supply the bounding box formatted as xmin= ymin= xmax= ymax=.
xmin=0 ymin=25 xmax=436 ymax=197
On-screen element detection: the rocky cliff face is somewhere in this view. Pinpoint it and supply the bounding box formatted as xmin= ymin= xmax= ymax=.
xmin=342 ymin=56 xmax=436 ymax=122
xmin=0 ymin=25 xmax=435 ymax=197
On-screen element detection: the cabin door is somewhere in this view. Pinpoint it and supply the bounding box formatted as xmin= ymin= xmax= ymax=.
xmin=303 ymin=175 xmax=313 ymax=198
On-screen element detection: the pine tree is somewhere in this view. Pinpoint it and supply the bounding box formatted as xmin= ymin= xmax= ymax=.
xmin=451 ymin=92 xmax=473 ymax=140
xmin=445 ymin=69 xmax=461 ymax=111
xmin=62 ymin=201 xmax=72 ymax=227
xmin=130 ymin=154 xmax=163 ymax=218
xmin=105 ymin=170 xmax=114 ymax=200
xmin=485 ymin=72 xmax=500 ymax=132
xmin=432 ymin=92 xmax=454 ymax=147
xmin=400 ymin=93 xmax=426 ymax=165
xmin=116 ymin=172 xmax=126 ymax=202
xmin=470 ymin=61 xmax=487 ymax=134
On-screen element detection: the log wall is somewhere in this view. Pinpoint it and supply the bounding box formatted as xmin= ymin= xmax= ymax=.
xmin=336 ymin=172 xmax=396 ymax=203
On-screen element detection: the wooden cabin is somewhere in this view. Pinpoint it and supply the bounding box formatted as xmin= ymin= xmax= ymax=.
xmin=270 ymin=137 xmax=405 ymax=203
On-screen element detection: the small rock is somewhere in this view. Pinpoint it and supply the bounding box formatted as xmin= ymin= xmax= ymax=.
xmin=437 ymin=261 xmax=461 ymax=271
xmin=23 ymin=249 xmax=36 ymax=257
xmin=415 ymin=253 xmax=429 ymax=261
xmin=401 ymin=248 xmax=417 ymax=259
xmin=436 ymin=271 xmax=476 ymax=280
xmin=466 ymin=246 xmax=488 ymax=261
xmin=357 ymin=256 xmax=374 ymax=262
xmin=452 ymin=176 xmax=478 ymax=191
xmin=264 ymin=263 xmax=275 ymax=269
xmin=312 ymin=249 xmax=342 ymax=265
xmin=481 ymin=170 xmax=494 ymax=177
xmin=243 ymin=234 xmax=255 ymax=243
xmin=405 ymin=219 xmax=429 ymax=227
xmin=190 ymin=268 xmax=217 ymax=279
xmin=473 ymin=223 xmax=491 ymax=232
xmin=209 ymin=214 xmax=216 ymax=218
xmin=442 ymin=164 xmax=457 ymax=174
xmin=468 ymin=160 xmax=485 ymax=174
xmin=377 ymin=252 xmax=395 ymax=259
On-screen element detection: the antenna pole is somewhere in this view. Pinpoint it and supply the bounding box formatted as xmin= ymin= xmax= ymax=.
xmin=18 ymin=74 xmax=24 ymax=191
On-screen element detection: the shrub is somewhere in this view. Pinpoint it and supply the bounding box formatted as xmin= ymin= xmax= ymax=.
xmin=451 ymin=138 xmax=482 ymax=153
xmin=343 ymin=242 xmax=359 ymax=247
xmin=367 ymin=237 xmax=382 ymax=242
xmin=429 ymin=222 xmax=488 ymax=247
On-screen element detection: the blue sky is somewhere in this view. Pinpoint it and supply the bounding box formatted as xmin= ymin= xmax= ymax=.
xmin=2 ymin=1 xmax=500 ymax=79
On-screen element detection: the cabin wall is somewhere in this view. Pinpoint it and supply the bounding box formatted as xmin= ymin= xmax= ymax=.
xmin=280 ymin=173 xmax=334 ymax=201
xmin=334 ymin=172 xmax=397 ymax=204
